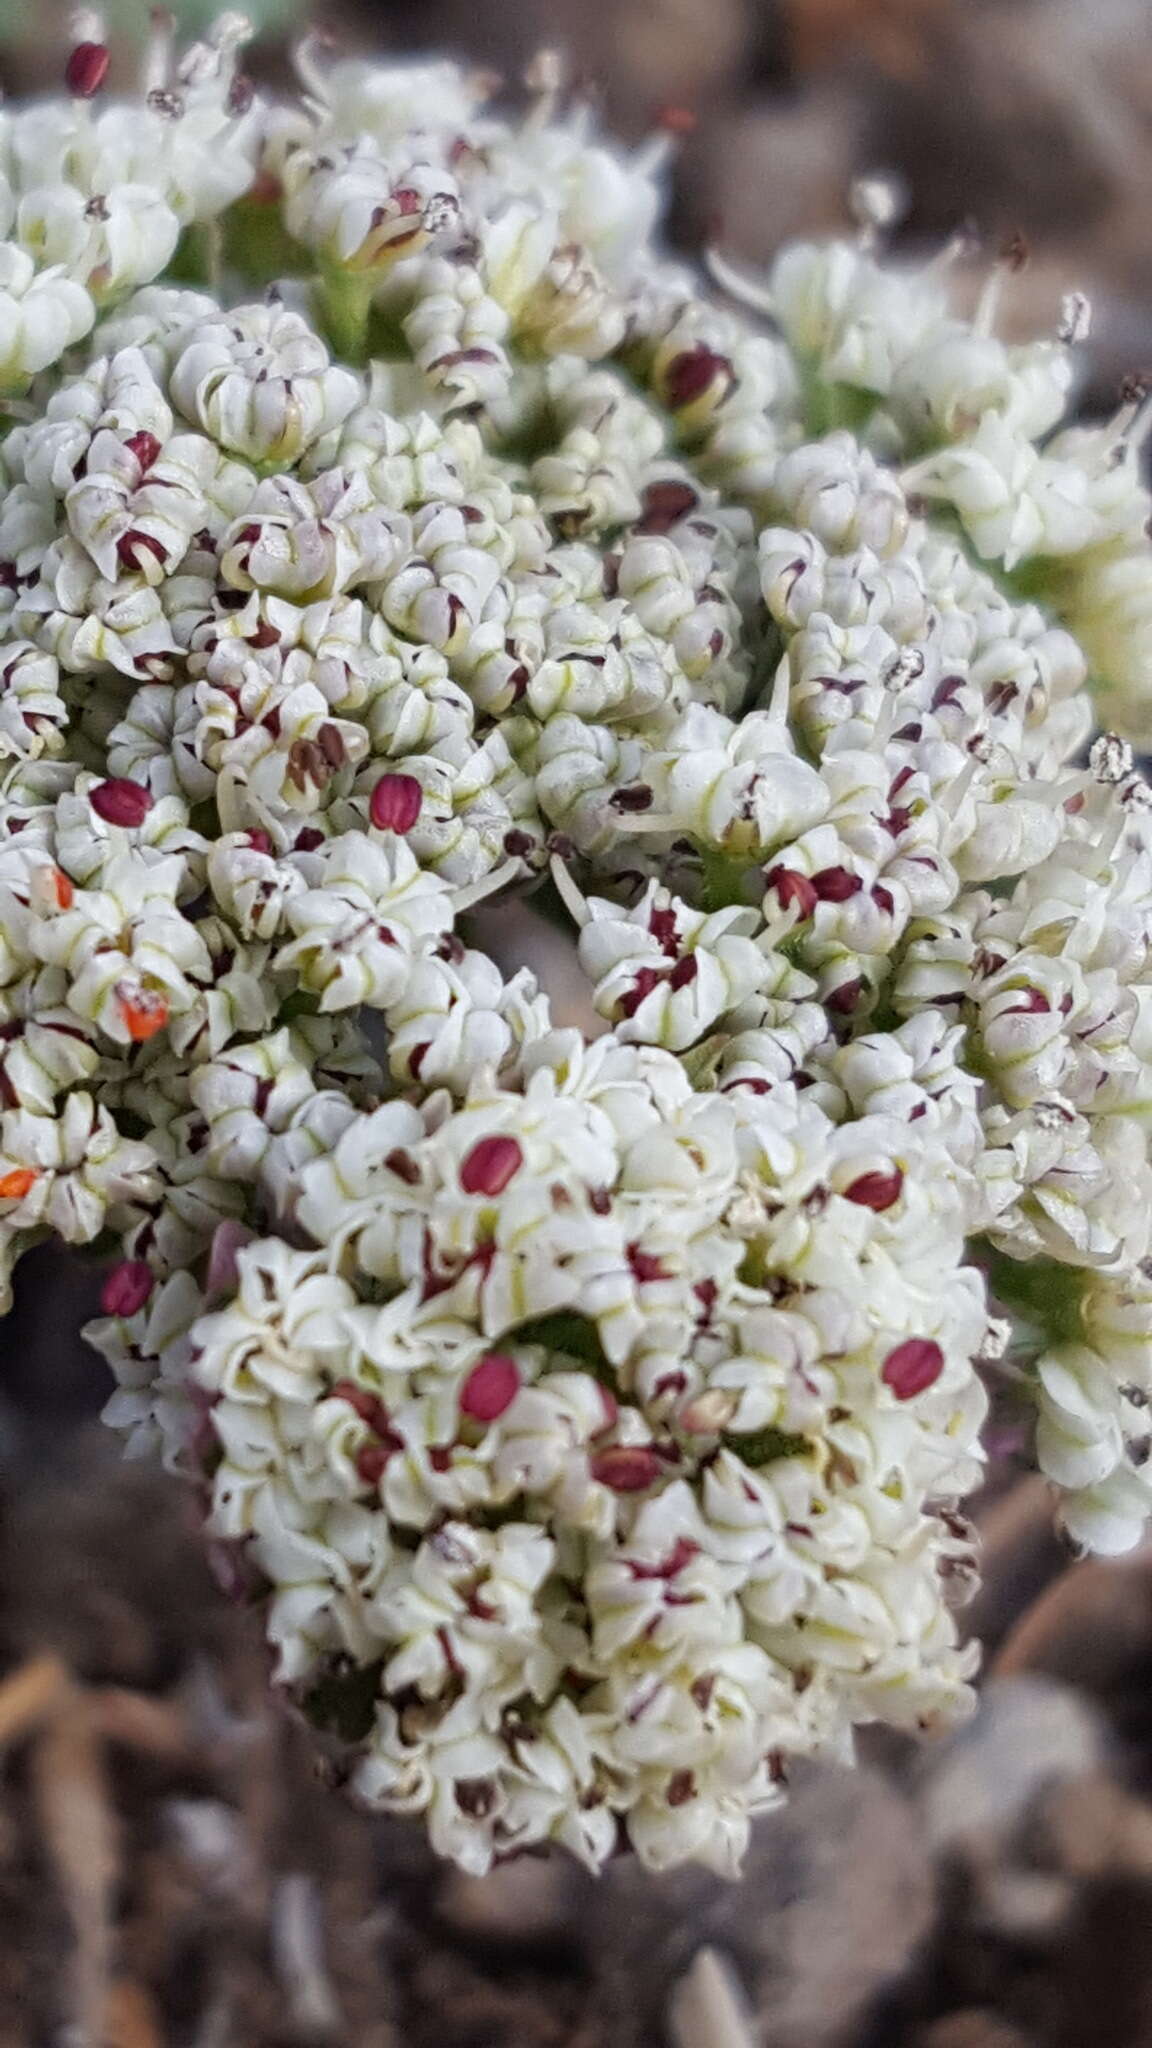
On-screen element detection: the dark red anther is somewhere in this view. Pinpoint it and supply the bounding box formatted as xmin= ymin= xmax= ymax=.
xmin=617 ymin=967 xmax=662 ymax=1019
xmin=99 ymin=1260 xmax=154 ymax=1319
xmin=843 ymin=1167 xmax=904 ymax=1211
xmin=664 ymin=345 xmax=732 ymax=410
xmin=355 ymin=1442 xmax=393 ymax=1486
xmin=635 ymin=480 xmax=698 ymax=533
xmin=370 ymin=772 xmax=423 ymax=834
xmin=628 ymin=1537 xmax=699 ymax=1582
xmin=124 ymin=431 xmax=161 ymax=472
xmin=316 ymin=723 xmax=346 ymax=769
xmin=827 ymin=977 xmax=864 ymax=1016
xmin=627 ymin=1245 xmax=672 ymax=1284
xmin=765 ymin=866 xmax=818 ymax=919
xmin=384 ymin=1147 xmax=421 ymax=1185
xmin=459 ymin=1134 xmax=523 ymax=1197
xmin=882 ymin=1338 xmax=944 ymax=1399
xmin=227 ymin=71 xmax=255 ymax=116
xmin=330 ymin=1380 xmax=392 ymax=1436
xmin=459 ymin=1353 xmax=521 ymax=1422
xmin=66 ymin=41 xmax=109 ymax=97
xmin=116 ymin=530 xmax=168 ymax=572
xmin=90 ymin=778 xmax=153 ymax=828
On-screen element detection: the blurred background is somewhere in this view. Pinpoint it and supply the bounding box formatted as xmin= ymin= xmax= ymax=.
xmin=4 ymin=3 xmax=1152 ymax=2045
xmin=8 ymin=0 xmax=1152 ymax=396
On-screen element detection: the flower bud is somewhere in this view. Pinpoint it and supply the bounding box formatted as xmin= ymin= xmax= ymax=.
xmin=356 ymin=1443 xmax=394 ymax=1486
xmin=100 ymin=1260 xmax=155 ymax=1318
xmin=679 ymin=1389 xmax=739 ymax=1434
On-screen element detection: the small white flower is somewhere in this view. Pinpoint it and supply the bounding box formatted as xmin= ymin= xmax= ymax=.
xmin=170 ymin=305 xmax=361 ymax=463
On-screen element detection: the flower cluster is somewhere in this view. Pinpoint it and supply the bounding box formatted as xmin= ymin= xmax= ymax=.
xmin=6 ymin=17 xmax=1152 ymax=1875
xmin=0 ymin=13 xmax=257 ymax=389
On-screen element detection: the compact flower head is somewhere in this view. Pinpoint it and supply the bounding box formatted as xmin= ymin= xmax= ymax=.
xmin=5 ymin=13 xmax=1152 ymax=1876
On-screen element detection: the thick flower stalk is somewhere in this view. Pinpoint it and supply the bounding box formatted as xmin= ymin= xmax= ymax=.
xmin=4 ymin=11 xmax=1152 ymax=1877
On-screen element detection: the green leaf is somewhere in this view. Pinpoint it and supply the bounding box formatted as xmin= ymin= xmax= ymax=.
xmin=721 ymin=1424 xmax=810 ymax=1467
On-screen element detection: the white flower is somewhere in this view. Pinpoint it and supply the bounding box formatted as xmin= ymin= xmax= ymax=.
xmin=274 ymin=833 xmax=452 ymax=1010
xmin=0 ymin=243 xmax=92 ymax=389
xmin=170 ymin=305 xmax=361 ymax=463
xmin=33 ymin=850 xmax=209 ymax=1046
xmin=0 ymin=1093 xmax=156 ymax=1240
xmin=577 ymin=882 xmax=768 ymax=1049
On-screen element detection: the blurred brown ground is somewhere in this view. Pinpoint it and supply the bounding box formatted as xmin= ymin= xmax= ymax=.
xmin=7 ymin=1404 xmax=1152 ymax=2046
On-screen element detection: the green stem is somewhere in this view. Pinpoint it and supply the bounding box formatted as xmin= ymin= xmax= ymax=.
xmin=317 ymin=267 xmax=377 ymax=368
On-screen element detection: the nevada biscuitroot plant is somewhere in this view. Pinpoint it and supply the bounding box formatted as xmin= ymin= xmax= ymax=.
xmin=0 ymin=9 xmax=1149 ymax=1877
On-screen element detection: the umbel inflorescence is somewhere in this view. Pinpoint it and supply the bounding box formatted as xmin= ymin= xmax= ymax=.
xmin=3 ymin=11 xmax=1152 ymax=1877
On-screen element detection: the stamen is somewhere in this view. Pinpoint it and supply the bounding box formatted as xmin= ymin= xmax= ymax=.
xmin=937 ymin=755 xmax=980 ymax=819
xmin=451 ymin=857 xmax=522 ymax=916
xmin=294 ymin=30 xmax=336 ymax=110
xmin=142 ymin=6 xmax=174 ymax=95
xmin=548 ymin=852 xmax=590 ymax=929
xmin=1089 ymin=732 xmax=1133 ymax=785
xmin=980 ymin=1315 xmax=1013 ymax=1361
xmin=524 ymin=48 xmax=565 ymax=130
xmin=974 ymin=230 xmax=1029 ymax=338
xmin=927 ymin=217 xmax=981 ymax=275
xmin=1058 ymin=291 xmax=1092 ymax=346
xmin=705 ymin=246 xmax=775 ymax=321
xmin=849 ymin=172 xmax=905 ymax=250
